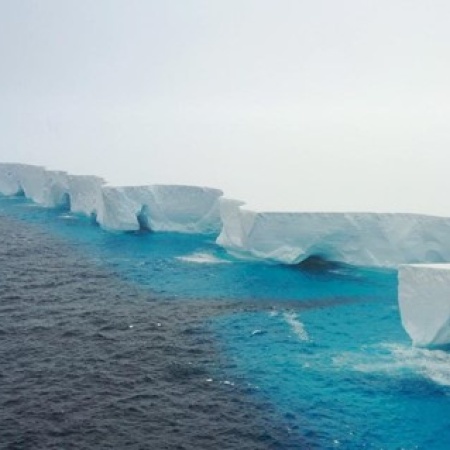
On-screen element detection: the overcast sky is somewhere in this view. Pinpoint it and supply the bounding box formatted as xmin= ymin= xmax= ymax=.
xmin=1 ymin=0 xmax=450 ymax=214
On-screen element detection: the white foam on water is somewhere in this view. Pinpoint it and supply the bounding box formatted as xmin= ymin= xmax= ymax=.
xmin=176 ymin=252 xmax=230 ymax=264
xmin=283 ymin=311 xmax=310 ymax=342
xmin=251 ymin=329 xmax=266 ymax=336
xmin=20 ymin=203 xmax=41 ymax=208
xmin=333 ymin=343 xmax=450 ymax=387
xmin=58 ymin=214 xmax=78 ymax=220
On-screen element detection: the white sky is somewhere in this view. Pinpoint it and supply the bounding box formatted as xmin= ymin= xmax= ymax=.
xmin=1 ymin=0 xmax=450 ymax=214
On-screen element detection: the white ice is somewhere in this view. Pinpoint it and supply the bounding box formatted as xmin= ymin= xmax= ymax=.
xmin=0 ymin=163 xmax=221 ymax=233
xmin=399 ymin=264 xmax=450 ymax=347
xmin=5 ymin=163 xmax=450 ymax=271
xmin=66 ymin=174 xmax=105 ymax=218
xmin=216 ymin=198 xmax=450 ymax=268
xmin=5 ymin=162 xmax=450 ymax=349
xmin=96 ymin=185 xmax=223 ymax=233
xmin=0 ymin=163 xmax=105 ymax=216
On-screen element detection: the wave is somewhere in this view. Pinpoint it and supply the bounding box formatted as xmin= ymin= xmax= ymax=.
xmin=283 ymin=311 xmax=310 ymax=342
xmin=334 ymin=342 xmax=450 ymax=387
xmin=176 ymin=252 xmax=231 ymax=264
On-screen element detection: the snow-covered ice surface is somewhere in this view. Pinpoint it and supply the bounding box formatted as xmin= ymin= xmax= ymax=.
xmin=399 ymin=264 xmax=450 ymax=347
xmin=217 ymin=198 xmax=450 ymax=268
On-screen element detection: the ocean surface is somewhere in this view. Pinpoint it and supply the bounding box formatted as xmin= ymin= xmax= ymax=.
xmin=1 ymin=195 xmax=450 ymax=449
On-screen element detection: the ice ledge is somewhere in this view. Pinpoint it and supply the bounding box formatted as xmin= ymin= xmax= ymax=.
xmin=399 ymin=264 xmax=450 ymax=347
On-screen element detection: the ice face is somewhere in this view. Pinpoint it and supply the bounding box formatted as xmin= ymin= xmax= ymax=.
xmin=0 ymin=163 xmax=25 ymax=195
xmin=97 ymin=185 xmax=223 ymax=233
xmin=20 ymin=168 xmax=72 ymax=208
xmin=216 ymin=199 xmax=450 ymax=267
xmin=67 ymin=175 xmax=105 ymax=218
xmin=0 ymin=164 xmax=221 ymax=233
xmin=0 ymin=163 xmax=104 ymax=216
xmin=399 ymin=264 xmax=450 ymax=347
xmin=4 ymin=163 xmax=450 ymax=266
xmin=0 ymin=163 xmax=48 ymax=200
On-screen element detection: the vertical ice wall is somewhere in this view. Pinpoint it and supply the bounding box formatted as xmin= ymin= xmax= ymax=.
xmin=216 ymin=199 xmax=450 ymax=267
xmin=399 ymin=264 xmax=450 ymax=347
xmin=0 ymin=163 xmax=105 ymax=213
xmin=67 ymin=175 xmax=105 ymax=218
xmin=0 ymin=163 xmax=222 ymax=233
xmin=4 ymin=162 xmax=450 ymax=270
xmin=97 ymin=185 xmax=223 ymax=233
xmin=0 ymin=163 xmax=26 ymax=195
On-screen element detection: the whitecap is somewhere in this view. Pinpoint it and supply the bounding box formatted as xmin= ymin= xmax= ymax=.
xmin=283 ymin=311 xmax=310 ymax=342
xmin=176 ymin=252 xmax=230 ymax=264
xmin=334 ymin=343 xmax=450 ymax=387
xmin=59 ymin=214 xmax=77 ymax=220
xmin=251 ymin=329 xmax=266 ymax=336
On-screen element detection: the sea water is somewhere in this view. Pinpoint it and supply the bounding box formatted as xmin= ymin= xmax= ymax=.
xmin=1 ymin=195 xmax=450 ymax=449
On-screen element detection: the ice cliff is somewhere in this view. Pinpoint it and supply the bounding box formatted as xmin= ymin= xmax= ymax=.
xmin=4 ymin=162 xmax=450 ymax=268
xmin=4 ymin=162 xmax=450 ymax=348
xmin=97 ymin=185 xmax=223 ymax=233
xmin=399 ymin=264 xmax=450 ymax=347
xmin=0 ymin=163 xmax=105 ymax=216
xmin=216 ymin=199 xmax=450 ymax=268
xmin=0 ymin=163 xmax=222 ymax=234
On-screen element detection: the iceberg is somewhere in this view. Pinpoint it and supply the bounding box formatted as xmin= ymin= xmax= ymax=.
xmin=0 ymin=163 xmax=104 ymax=213
xmin=0 ymin=163 xmax=49 ymax=200
xmin=216 ymin=199 xmax=450 ymax=267
xmin=4 ymin=162 xmax=450 ymax=266
xmin=97 ymin=185 xmax=223 ymax=233
xmin=0 ymin=164 xmax=69 ymax=207
xmin=0 ymin=163 xmax=27 ymax=196
xmin=399 ymin=264 xmax=450 ymax=347
xmin=0 ymin=163 xmax=221 ymax=233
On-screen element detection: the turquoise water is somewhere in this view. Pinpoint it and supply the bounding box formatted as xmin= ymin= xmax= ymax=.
xmin=2 ymin=195 xmax=450 ymax=449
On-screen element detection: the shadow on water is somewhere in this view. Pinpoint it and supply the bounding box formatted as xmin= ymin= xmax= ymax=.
xmin=295 ymin=255 xmax=342 ymax=272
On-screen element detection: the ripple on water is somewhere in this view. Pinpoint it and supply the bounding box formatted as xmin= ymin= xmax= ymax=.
xmin=0 ymin=215 xmax=302 ymax=449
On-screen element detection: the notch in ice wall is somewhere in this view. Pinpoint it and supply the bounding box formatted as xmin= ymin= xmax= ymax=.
xmin=66 ymin=175 xmax=105 ymax=218
xmin=96 ymin=185 xmax=223 ymax=233
xmin=216 ymin=198 xmax=450 ymax=268
xmin=0 ymin=163 xmax=36 ymax=196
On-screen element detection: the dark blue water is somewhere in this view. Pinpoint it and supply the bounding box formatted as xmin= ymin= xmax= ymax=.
xmin=1 ymin=195 xmax=450 ymax=449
